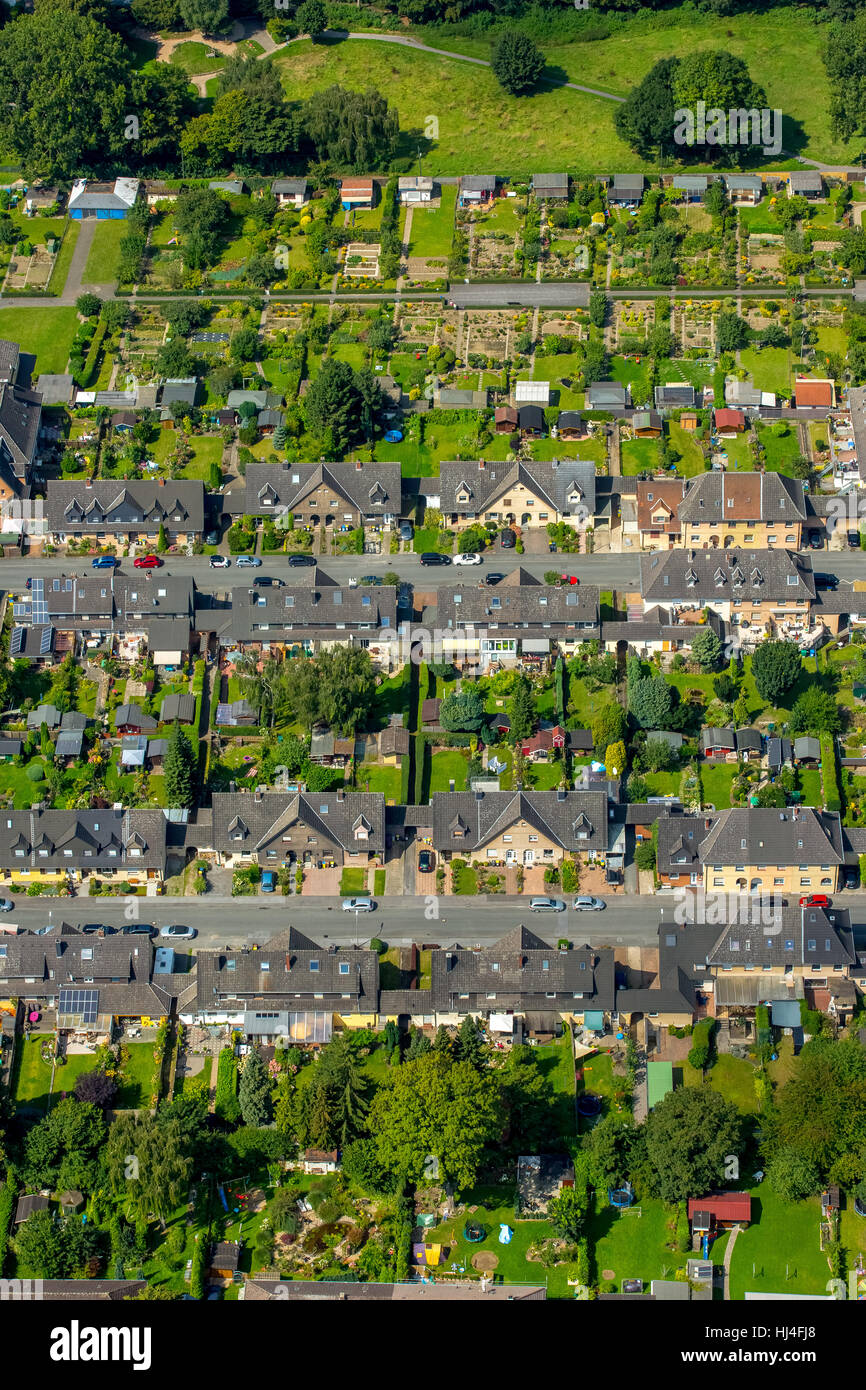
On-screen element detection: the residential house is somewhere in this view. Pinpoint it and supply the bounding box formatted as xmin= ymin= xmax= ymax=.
xmin=788 ymin=172 xmax=823 ymax=199
xmin=725 ymin=174 xmax=763 ymax=206
xmin=19 ymin=572 xmax=196 ymax=666
xmin=430 ymin=789 xmax=610 ymax=868
xmin=655 ymin=804 xmax=845 ymax=895
xmin=160 ymin=693 xmax=196 ymax=724
xmin=271 ymin=178 xmax=308 ymax=207
xmin=735 ymin=728 xmax=762 ymax=761
xmin=636 ymin=478 xmax=686 ymax=548
xmin=494 ymin=406 xmax=519 ymax=434
xmin=397 ymin=176 xmax=434 ymax=203
xmin=437 ymin=566 xmax=600 ymax=671
xmin=714 ymin=407 xmax=746 ymax=433
xmin=675 ymin=472 xmax=807 ymax=550
xmin=45 ymin=480 xmax=206 ymax=548
xmin=0 ymin=810 xmax=166 ymax=886
xmin=210 ymin=790 xmax=386 ymax=870
xmin=638 ymin=546 xmax=828 ymax=646
xmin=609 ymin=175 xmax=645 ymax=207
xmin=242 ymin=461 xmax=402 ymax=532
xmin=586 ymin=381 xmax=629 ymax=410
xmin=601 ymin=605 xmax=727 ymax=660
xmin=458 ymin=176 xmax=496 ymax=206
xmin=654 ymin=383 xmax=698 ymax=412
xmin=794 ymin=377 xmax=835 ymax=410
xmin=67 ymin=178 xmax=140 ymax=220
xmin=427 ymin=459 xmax=595 ymax=536
xmin=0 ymin=339 xmax=42 ymax=500
xmin=186 ymin=926 xmax=380 ymax=1035
xmin=381 ymin=924 xmax=614 ymax=1032
xmin=340 ymin=178 xmax=375 ymax=210
xmin=114 ymin=704 xmax=157 ymax=735
xmin=532 ymin=174 xmax=569 ymax=201
xmin=688 ymin=1195 xmax=752 ymax=1233
xmin=200 ymin=571 xmax=397 ymax=667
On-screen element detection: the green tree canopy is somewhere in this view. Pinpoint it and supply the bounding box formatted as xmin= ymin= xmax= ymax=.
xmin=644 ymin=1087 xmax=745 ymax=1203
xmin=788 ymin=685 xmax=842 ymax=736
xmin=690 ymin=627 xmax=722 ymax=672
xmin=490 ymin=29 xmax=545 ymax=96
xmin=439 ymin=688 xmax=486 ymax=732
xmin=238 ymin=1050 xmax=274 ymax=1127
xmin=164 ymin=721 xmax=196 ymax=810
xmin=303 ymin=85 xmax=400 ymax=171
xmin=751 ymin=640 xmax=802 ymax=704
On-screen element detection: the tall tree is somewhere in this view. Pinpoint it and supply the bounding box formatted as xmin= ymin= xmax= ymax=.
xmin=490 ymin=29 xmax=545 ymax=96
xmin=238 ymin=1050 xmax=274 ymax=1127
xmin=644 ymin=1087 xmax=744 ymax=1203
xmin=164 ymin=721 xmax=196 ymax=809
xmin=178 ymin=0 xmax=230 ymax=33
xmin=303 ymin=86 xmax=400 ymax=171
xmin=614 ymin=58 xmax=679 ymax=158
xmin=106 ymin=1113 xmax=193 ymax=1226
xmin=507 ymin=675 xmax=535 ymax=742
xmin=751 ymin=640 xmax=801 ymax=704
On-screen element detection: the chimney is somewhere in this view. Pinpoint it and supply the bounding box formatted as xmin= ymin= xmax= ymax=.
xmin=255 ymin=787 xmax=264 ymax=803
xmin=337 ymin=791 xmax=345 ymax=802
xmin=557 ymin=790 xmax=567 ymax=802
xmin=705 ymin=818 xmax=711 ymax=829
xmin=158 ymin=478 xmax=165 ymax=486
xmin=478 ymin=459 xmax=485 ymax=470
xmin=85 ymin=476 xmax=93 ymax=488
xmin=355 ymin=460 xmax=362 ymax=470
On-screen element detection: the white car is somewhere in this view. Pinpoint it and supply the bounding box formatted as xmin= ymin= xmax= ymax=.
xmin=341 ymin=898 xmax=376 ymax=912
xmin=160 ymin=924 xmax=198 ymax=939
xmin=209 ymin=555 xmax=230 ymax=569
xmin=573 ymin=896 xmax=606 ymax=911
xmin=453 ymin=552 xmax=482 ymax=566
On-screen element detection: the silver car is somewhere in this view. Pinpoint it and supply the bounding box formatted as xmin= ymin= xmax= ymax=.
xmin=529 ymin=897 xmax=566 ymax=913
xmin=341 ymin=898 xmax=376 ymax=912
xmin=573 ymin=896 xmax=606 ymax=911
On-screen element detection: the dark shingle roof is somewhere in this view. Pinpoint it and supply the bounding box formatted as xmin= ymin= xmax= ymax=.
xmin=640 ymin=547 xmax=815 ymax=604
xmin=46 ymin=481 xmax=205 ymax=536
xmin=212 ymin=790 xmax=386 ymax=859
xmin=431 ymin=789 xmax=608 ymax=855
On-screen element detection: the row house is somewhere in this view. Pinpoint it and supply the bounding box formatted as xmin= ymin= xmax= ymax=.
xmin=208 ymin=789 xmax=386 ymax=871
xmin=241 ymin=461 xmax=402 ymax=533
xmin=187 ymin=927 xmax=380 ymax=1040
xmin=45 ymin=480 xmax=206 ymax=549
xmin=380 ymin=924 xmax=615 ymax=1036
xmin=635 ymin=472 xmax=806 ymax=551
xmin=424 ymin=458 xmax=595 ymax=535
xmin=11 ymin=573 xmax=195 ymax=667
xmin=430 ymin=788 xmax=611 ymax=868
xmin=638 ymin=546 xmax=829 ymax=647
xmin=436 ymin=567 xmax=599 ymax=672
xmin=198 ymin=571 xmax=397 ymax=669
xmin=601 ymin=606 xmax=725 ymax=660
xmin=0 ymin=337 xmax=42 ymax=502
xmin=0 ymin=922 xmax=184 ymax=1040
xmin=655 ymin=804 xmax=845 ymax=896
xmin=0 ymin=808 xmax=167 ymax=887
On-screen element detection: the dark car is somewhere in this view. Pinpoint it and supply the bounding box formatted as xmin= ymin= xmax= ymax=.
xmin=420 ymin=552 xmax=451 ymax=566
xmin=122 ymin=923 xmax=157 ymax=937
xmin=252 ymin=576 xmax=283 ymax=588
xmin=848 ymin=530 xmax=861 ymax=549
xmin=399 ymin=522 xmax=413 ymax=542
xmin=418 ymin=850 xmax=435 ymax=873
xmin=814 ymin=573 xmax=839 ymax=590
xmin=500 ymin=528 xmax=516 ymax=549
xmin=288 ymin=554 xmax=317 ymax=567
xmin=485 ymin=572 xmax=505 ymax=586
xmin=92 ymin=555 xmax=119 ymax=569
xmin=397 ymin=582 xmax=413 ymax=609
xmin=844 ymin=868 xmax=860 ymax=890
xmin=808 ymin=532 xmax=823 ymax=550
xmin=81 ymin=923 xmax=117 ymax=935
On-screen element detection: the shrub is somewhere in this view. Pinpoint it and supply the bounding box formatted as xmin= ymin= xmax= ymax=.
xmin=26 ymin=763 xmax=45 ymax=782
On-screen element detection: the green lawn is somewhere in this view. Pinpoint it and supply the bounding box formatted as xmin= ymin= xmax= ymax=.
xmin=116 ymin=1041 xmax=159 ymax=1108
xmin=356 ymin=763 xmax=402 ymax=800
xmin=591 ymin=1197 xmax=695 ymax=1290
xmin=729 ymin=1187 xmax=833 ymax=1299
xmin=643 ymin=770 xmax=681 ymax=796
xmin=425 ymin=1186 xmax=575 ymax=1297
xmin=755 ymin=422 xmax=801 ymax=475
xmin=621 ymin=437 xmax=662 ymax=475
xmin=668 ymin=421 xmax=707 ymax=477
xmin=682 ymin=1054 xmax=760 ymax=1114
xmin=169 ymin=41 xmax=225 ymax=77
xmin=82 ymin=219 xmax=128 ymax=284
xmin=48 ymin=220 xmax=81 ymax=295
xmin=716 ymin=432 xmax=755 ymax=470
xmin=408 ymin=184 xmax=457 ymax=259
xmin=738 ymin=349 xmax=793 ymax=398
xmin=0 ymin=305 xmax=79 ymax=375
xmin=699 ymin=761 xmax=739 ymax=810
xmin=338 ymin=867 xmax=369 ymax=896
xmin=429 ymin=749 xmax=469 ymax=794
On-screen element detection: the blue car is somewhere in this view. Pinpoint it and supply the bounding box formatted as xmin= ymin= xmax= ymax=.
xmin=261 ymin=870 xmax=277 ymax=893
xmin=92 ymin=555 xmax=118 ymax=569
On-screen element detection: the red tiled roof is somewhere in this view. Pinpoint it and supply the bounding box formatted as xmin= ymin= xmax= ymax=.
xmin=688 ymin=1192 xmax=752 ymax=1223
xmin=714 ymin=408 xmax=745 ymax=430
xmin=795 ymin=378 xmax=834 ymax=408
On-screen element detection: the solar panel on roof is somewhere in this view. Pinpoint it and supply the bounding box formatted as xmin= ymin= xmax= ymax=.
xmin=40 ymin=628 xmax=53 ymax=655
xmin=9 ymin=628 xmax=22 ymax=655
xmin=58 ymin=987 xmax=99 ymax=1024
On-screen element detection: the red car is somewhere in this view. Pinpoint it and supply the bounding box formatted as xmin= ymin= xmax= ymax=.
xmin=134 ymin=554 xmax=162 ymax=569
xmin=800 ymin=894 xmax=831 ymax=909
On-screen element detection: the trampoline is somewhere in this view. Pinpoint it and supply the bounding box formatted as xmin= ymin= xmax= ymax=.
xmin=608 ymin=1182 xmax=635 ymax=1209
xmin=577 ymin=1092 xmax=602 ymax=1118
xmin=384 ymin=430 xmax=403 ymax=442
xmin=463 ymin=1221 xmax=486 ymax=1243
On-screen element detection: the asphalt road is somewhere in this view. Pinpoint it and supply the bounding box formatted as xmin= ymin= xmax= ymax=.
xmin=6 ymin=550 xmax=866 ymax=594
xmin=13 ymin=893 xmax=866 ymax=952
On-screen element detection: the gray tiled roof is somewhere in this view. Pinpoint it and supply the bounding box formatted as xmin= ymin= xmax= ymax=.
xmin=0 ymin=382 xmax=42 ymax=476
xmin=244 ymin=461 xmax=402 ymax=518
xmin=0 ymin=808 xmax=166 ymax=875
xmin=46 ymin=481 xmax=205 ymax=536
xmin=438 ymin=568 xmax=599 ymax=632
xmin=195 ymin=927 xmax=379 ymax=1013
xmin=428 ymin=924 xmax=615 ymax=1013
xmin=272 ymin=179 xmax=308 ymax=196
xmin=677 ymin=472 xmax=806 ymax=524
xmin=430 ymin=459 xmax=595 ymax=518
xmin=586 ymin=382 xmax=629 ymax=409
xmin=431 ymin=789 xmax=608 ymax=855
xmin=214 ymin=576 xmax=397 ymax=645
xmin=640 ymin=547 xmax=815 ymax=603
xmin=701 ymin=806 xmax=843 ymax=867
xmin=115 ymin=704 xmax=157 ymax=730
xmin=160 ymin=692 xmax=196 ymax=723
xmin=212 ymin=790 xmax=386 ymax=859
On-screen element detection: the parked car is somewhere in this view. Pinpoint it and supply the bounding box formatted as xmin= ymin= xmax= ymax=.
xmin=485 ymin=572 xmax=505 ymax=586
xmin=357 ymin=574 xmax=382 ymax=585
xmin=500 ymin=528 xmax=516 ymax=549
xmin=133 ymin=554 xmax=162 ymax=569
xmin=529 ymin=896 xmax=566 ymax=913
xmin=122 ymin=923 xmax=157 ymax=937
xmin=236 ymin=555 xmax=261 ymax=568
xmin=92 ymin=555 xmax=118 ymax=569
xmin=81 ymin=922 xmax=116 ymax=935
xmin=399 ymin=522 xmax=414 ymax=542
xmin=209 ymin=555 xmax=231 ymax=569
xmin=844 ymin=868 xmax=860 ymax=890
xmin=814 ymin=573 xmax=839 ymax=590
xmin=808 ymin=532 xmax=823 ymax=550
xmin=261 ymin=870 xmax=277 ymax=893
xmin=0 ymin=898 xmax=14 ymax=913
xmin=453 ymin=551 xmax=482 ymax=566
xmin=288 ymin=554 xmax=317 ymax=567
xmin=418 ymin=850 xmax=435 ymax=873
xmin=420 ymin=552 xmax=451 ymax=566
xmin=848 ymin=530 xmax=861 ymax=549
xmin=573 ymin=896 xmax=606 ymax=911
xmin=204 ymin=530 xmax=221 ymax=547
xmin=342 ymin=897 xmax=376 ymax=912
xmin=252 ymin=576 xmax=282 ymax=587
xmin=800 ymin=894 xmax=832 ymax=908
xmin=397 ymin=582 xmax=413 ymax=609
xmin=160 ymin=924 xmax=197 ymax=940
